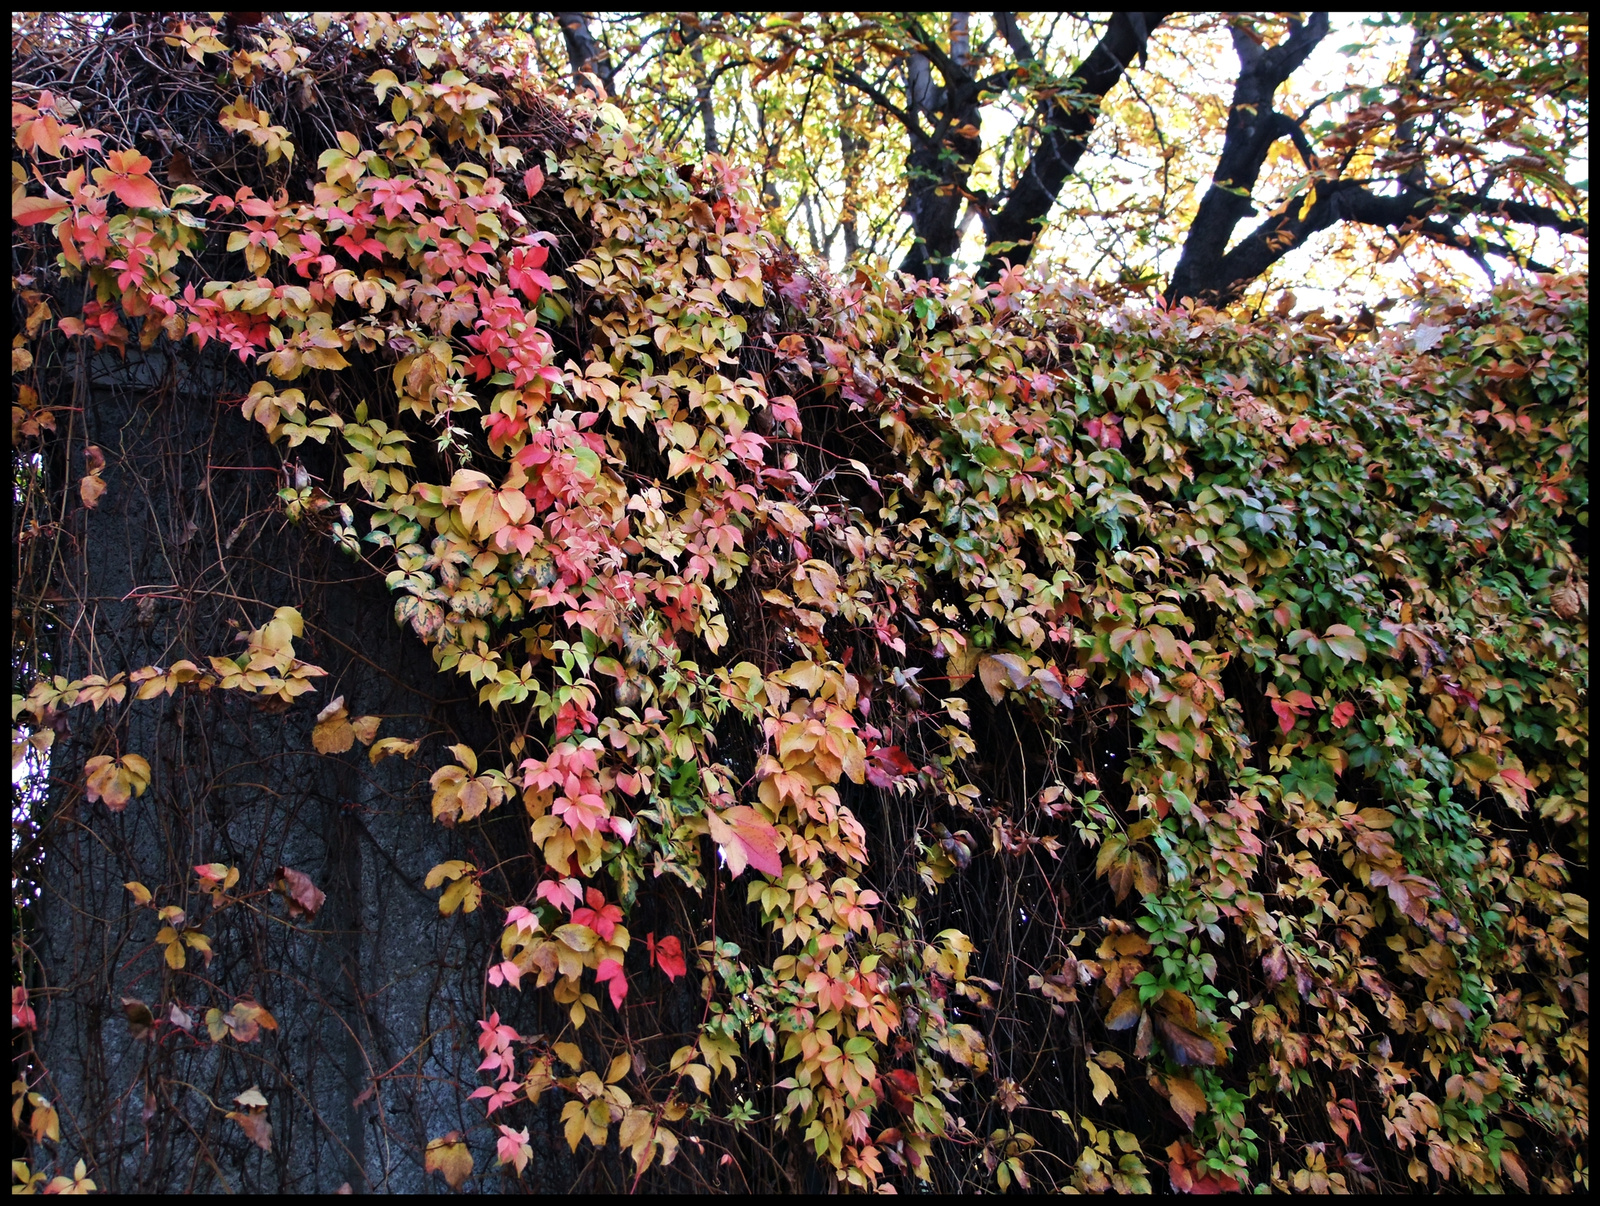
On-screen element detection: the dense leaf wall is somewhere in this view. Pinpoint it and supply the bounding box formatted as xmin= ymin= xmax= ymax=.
xmin=13 ymin=14 xmax=1587 ymax=1194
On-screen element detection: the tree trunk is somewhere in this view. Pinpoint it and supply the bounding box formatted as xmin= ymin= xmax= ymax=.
xmin=23 ymin=339 xmax=581 ymax=1191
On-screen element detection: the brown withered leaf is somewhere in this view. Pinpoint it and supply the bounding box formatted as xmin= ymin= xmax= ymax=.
xmin=1134 ymin=1008 xmax=1155 ymax=1058
xmin=165 ymin=151 xmax=202 ymax=187
xmin=1153 ymin=1014 xmax=1221 ymax=1067
xmin=227 ymin=1109 xmax=272 ymax=1152
xmin=1161 ymin=1075 xmax=1208 ymax=1129
xmin=977 ymin=652 xmax=1030 ymax=704
xmin=1104 ymin=987 xmax=1142 ymax=1031
xmin=121 ymin=997 xmax=155 ymax=1040
xmin=80 ymin=473 xmax=107 ymax=508
xmin=277 ymin=866 xmax=326 ymax=918
xmin=350 ymin=715 xmax=381 ymax=745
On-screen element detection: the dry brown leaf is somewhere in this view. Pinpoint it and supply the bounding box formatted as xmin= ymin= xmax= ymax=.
xmin=80 ymin=472 xmax=107 ymax=508
xmin=1163 ymin=1075 xmax=1208 ymax=1129
xmin=227 ymin=1109 xmax=272 ymax=1152
xmin=277 ymin=866 xmax=326 ymax=918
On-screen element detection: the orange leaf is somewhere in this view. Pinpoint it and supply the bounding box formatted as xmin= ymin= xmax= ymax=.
xmin=12 ymin=194 xmax=69 ymax=226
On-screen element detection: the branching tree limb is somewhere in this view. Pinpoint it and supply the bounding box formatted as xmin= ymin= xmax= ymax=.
xmin=1194 ymin=180 xmax=1585 ymax=304
xmin=1163 ymin=12 xmax=1330 ymax=303
xmin=977 ymin=11 xmax=1171 ymax=282
xmin=554 ymin=11 xmax=618 ymax=97
xmin=1163 ymin=11 xmax=1587 ymax=304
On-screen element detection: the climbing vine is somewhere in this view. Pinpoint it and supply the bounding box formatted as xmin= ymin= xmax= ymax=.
xmin=12 ymin=13 xmax=1587 ymax=1195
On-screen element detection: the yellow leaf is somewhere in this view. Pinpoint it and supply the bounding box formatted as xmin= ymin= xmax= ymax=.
xmin=681 ymin=1062 xmax=711 ymax=1094
xmin=1087 ymin=1058 xmax=1118 ymax=1105
xmin=554 ymin=1042 xmax=585 ymax=1071
xmin=619 ymin=1108 xmax=656 ymax=1171
xmin=424 ymin=1133 xmax=474 ymax=1190
xmin=312 ymin=695 xmax=354 ymax=753
xmin=439 ymin=876 xmax=481 ymax=915
xmin=424 ymin=860 xmax=471 ymax=889
xmin=369 ymin=736 xmax=421 ymax=764
xmin=562 ymin=1100 xmax=586 ymax=1151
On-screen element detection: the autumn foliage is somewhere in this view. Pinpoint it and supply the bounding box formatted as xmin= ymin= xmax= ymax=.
xmin=11 ymin=13 xmax=1588 ymax=1195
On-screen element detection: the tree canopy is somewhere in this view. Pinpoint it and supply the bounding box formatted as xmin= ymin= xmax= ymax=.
xmin=10 ymin=10 xmax=1590 ymax=1197
xmin=535 ymin=11 xmax=1587 ymax=303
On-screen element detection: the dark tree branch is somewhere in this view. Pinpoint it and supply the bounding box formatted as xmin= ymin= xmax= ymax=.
xmin=553 ymin=11 xmax=618 ymax=97
xmin=830 ymin=64 xmax=919 ymax=136
xmin=893 ymin=18 xmax=986 ymax=280
xmin=1274 ymin=112 xmax=1317 ymax=170
xmin=681 ymin=21 xmax=719 ymax=153
xmin=1435 ymin=192 xmax=1589 ymax=238
xmin=1178 ymin=178 xmax=1585 ymax=306
xmin=976 ymin=11 xmax=1171 ymax=283
xmin=902 ymin=15 xmax=971 ymax=94
xmin=1414 ymin=220 xmax=1554 ymax=274
xmin=993 ymin=12 xmax=1035 ymax=65
xmin=1163 ymin=12 xmax=1329 ymax=303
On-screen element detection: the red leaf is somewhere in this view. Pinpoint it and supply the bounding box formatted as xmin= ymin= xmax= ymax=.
xmin=1271 ymin=699 xmax=1298 ymax=734
xmin=522 ymin=165 xmax=545 ymax=196
xmin=1330 ymin=701 xmax=1356 ymax=728
xmin=884 ymin=1069 xmax=919 ymax=1114
xmin=647 ymin=933 xmax=686 ymax=980
xmin=94 ymin=149 xmax=162 ymax=209
xmin=571 ymin=888 xmax=622 ymax=941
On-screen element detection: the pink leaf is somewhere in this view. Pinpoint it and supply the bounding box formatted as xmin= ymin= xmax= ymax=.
xmin=487 ymin=960 xmax=523 ymax=990
xmin=705 ymin=805 xmax=783 ymax=878
xmin=595 ymin=958 xmax=628 ymax=1008
xmin=496 ymin=1124 xmax=532 ymax=1173
xmin=12 ymin=986 xmax=37 ymax=1031
xmin=535 ymin=877 xmax=580 ymax=914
